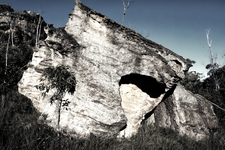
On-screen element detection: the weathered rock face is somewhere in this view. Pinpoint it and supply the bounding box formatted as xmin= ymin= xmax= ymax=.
xmin=64 ymin=1 xmax=189 ymax=138
xmin=0 ymin=6 xmax=46 ymax=46
xmin=119 ymin=83 xmax=165 ymax=137
xmin=146 ymin=84 xmax=218 ymax=141
xmin=16 ymin=1 xmax=217 ymax=140
xmin=119 ymin=74 xmax=167 ymax=137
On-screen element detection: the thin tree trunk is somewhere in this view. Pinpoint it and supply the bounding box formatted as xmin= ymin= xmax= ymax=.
xmin=2 ymin=31 xmax=10 ymax=109
xmin=5 ymin=30 xmax=10 ymax=76
xmin=206 ymin=29 xmax=219 ymax=90
xmin=57 ymin=99 xmax=62 ymax=149
xmin=10 ymin=17 xmax=15 ymax=46
xmin=11 ymin=29 xmax=14 ymax=46
xmin=38 ymin=20 xmax=43 ymax=43
xmin=36 ymin=15 xmax=41 ymax=48
xmin=122 ymin=0 xmax=132 ymax=25
xmin=122 ymin=11 xmax=125 ymax=25
xmin=57 ymin=99 xmax=62 ymax=130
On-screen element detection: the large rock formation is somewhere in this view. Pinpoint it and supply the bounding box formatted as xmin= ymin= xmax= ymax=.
xmin=146 ymin=84 xmax=218 ymax=141
xmin=64 ymin=1 xmax=189 ymax=138
xmin=5 ymin=1 xmax=216 ymax=140
xmin=119 ymin=83 xmax=218 ymax=141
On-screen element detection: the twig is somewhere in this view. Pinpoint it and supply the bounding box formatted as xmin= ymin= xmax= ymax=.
xmin=206 ymin=99 xmax=225 ymax=112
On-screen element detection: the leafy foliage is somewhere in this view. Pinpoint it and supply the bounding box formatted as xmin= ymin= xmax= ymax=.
xmin=0 ymin=44 xmax=33 ymax=93
xmin=186 ymin=58 xmax=196 ymax=68
xmin=36 ymin=65 xmax=76 ymax=129
xmin=36 ymin=65 xmax=76 ymax=104
xmin=180 ymin=71 xmax=203 ymax=94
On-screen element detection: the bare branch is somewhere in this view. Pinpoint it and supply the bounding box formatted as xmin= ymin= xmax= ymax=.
xmin=206 ymin=99 xmax=225 ymax=112
xmin=122 ymin=0 xmax=134 ymax=25
xmin=206 ymin=29 xmax=212 ymax=48
xmin=206 ymin=29 xmax=215 ymax=66
xmin=205 ymin=29 xmax=221 ymax=90
xmin=35 ymin=5 xmax=44 ymax=48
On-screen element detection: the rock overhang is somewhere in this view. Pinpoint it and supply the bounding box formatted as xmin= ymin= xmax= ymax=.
xmin=14 ymin=1 xmax=201 ymax=139
xmin=63 ymin=1 xmax=191 ymax=138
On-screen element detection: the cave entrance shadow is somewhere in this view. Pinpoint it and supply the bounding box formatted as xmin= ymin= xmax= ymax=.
xmin=142 ymin=85 xmax=177 ymax=122
xmin=119 ymin=73 xmax=166 ymax=98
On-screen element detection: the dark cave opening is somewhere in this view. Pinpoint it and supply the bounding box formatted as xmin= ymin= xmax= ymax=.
xmin=119 ymin=73 xmax=166 ymax=98
xmin=119 ymin=73 xmax=177 ymax=126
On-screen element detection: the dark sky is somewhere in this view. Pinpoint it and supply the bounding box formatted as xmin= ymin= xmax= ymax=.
xmin=2 ymin=0 xmax=225 ymax=77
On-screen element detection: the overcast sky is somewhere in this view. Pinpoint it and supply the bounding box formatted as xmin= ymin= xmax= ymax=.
xmin=2 ymin=0 xmax=225 ymax=77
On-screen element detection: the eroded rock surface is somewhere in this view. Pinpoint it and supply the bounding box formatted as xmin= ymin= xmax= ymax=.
xmin=14 ymin=1 xmax=217 ymax=140
xmin=119 ymin=83 xmax=165 ymax=137
xmin=146 ymin=84 xmax=218 ymax=141
xmin=63 ymin=1 xmax=189 ymax=138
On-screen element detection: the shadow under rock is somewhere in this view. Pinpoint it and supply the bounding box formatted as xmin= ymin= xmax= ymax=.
xmin=119 ymin=73 xmax=166 ymax=98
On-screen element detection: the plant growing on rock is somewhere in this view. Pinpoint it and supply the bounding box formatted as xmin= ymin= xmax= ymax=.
xmin=36 ymin=65 xmax=76 ymax=130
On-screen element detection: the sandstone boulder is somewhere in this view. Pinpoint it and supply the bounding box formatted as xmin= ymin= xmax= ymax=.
xmin=146 ymin=84 xmax=218 ymax=141
xmin=15 ymin=1 xmax=217 ymax=140
xmin=65 ymin=1 xmax=189 ymax=138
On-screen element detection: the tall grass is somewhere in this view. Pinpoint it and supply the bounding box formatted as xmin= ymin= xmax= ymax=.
xmin=1 ymin=88 xmax=225 ymax=150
